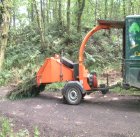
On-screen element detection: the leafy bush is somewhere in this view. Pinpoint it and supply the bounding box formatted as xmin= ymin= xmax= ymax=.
xmin=45 ymin=82 xmax=65 ymax=92
xmin=0 ymin=117 xmax=30 ymax=137
xmin=0 ymin=70 xmax=13 ymax=86
xmin=0 ymin=117 xmax=40 ymax=137
xmin=1 ymin=22 xmax=122 ymax=86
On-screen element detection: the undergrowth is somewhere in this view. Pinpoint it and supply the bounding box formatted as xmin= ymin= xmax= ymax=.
xmin=45 ymin=82 xmax=65 ymax=92
xmin=111 ymin=86 xmax=140 ymax=95
xmin=0 ymin=117 xmax=40 ymax=137
xmin=0 ymin=22 xmax=122 ymax=88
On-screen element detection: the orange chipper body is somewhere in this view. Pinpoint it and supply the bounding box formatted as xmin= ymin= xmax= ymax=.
xmin=37 ymin=55 xmax=73 ymax=84
xmin=36 ymin=25 xmax=110 ymax=91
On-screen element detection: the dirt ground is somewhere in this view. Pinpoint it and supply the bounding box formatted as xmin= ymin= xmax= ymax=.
xmin=0 ymin=86 xmax=140 ymax=137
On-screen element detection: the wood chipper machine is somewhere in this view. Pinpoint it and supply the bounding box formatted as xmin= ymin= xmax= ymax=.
xmin=36 ymin=15 xmax=140 ymax=105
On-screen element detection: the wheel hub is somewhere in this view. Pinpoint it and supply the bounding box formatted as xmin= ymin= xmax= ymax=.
xmin=68 ymin=89 xmax=78 ymax=101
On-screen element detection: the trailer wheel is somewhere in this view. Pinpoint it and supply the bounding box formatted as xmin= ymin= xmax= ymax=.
xmin=82 ymin=93 xmax=86 ymax=99
xmin=64 ymin=85 xmax=82 ymax=105
xmin=62 ymin=96 xmax=67 ymax=104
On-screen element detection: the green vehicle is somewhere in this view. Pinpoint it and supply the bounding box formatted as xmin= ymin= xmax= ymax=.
xmin=97 ymin=15 xmax=140 ymax=89
xmin=123 ymin=15 xmax=140 ymax=88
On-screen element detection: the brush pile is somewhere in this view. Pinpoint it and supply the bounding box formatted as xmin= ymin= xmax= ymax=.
xmin=7 ymin=76 xmax=45 ymax=100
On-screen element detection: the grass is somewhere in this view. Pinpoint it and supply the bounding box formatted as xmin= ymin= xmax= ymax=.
xmin=44 ymin=80 xmax=140 ymax=96
xmin=45 ymin=82 xmax=65 ymax=92
xmin=110 ymin=85 xmax=140 ymax=95
xmin=44 ymin=81 xmax=140 ymax=96
xmin=0 ymin=117 xmax=40 ymax=137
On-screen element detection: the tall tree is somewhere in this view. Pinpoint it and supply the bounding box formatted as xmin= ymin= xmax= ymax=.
xmin=76 ymin=0 xmax=85 ymax=33
xmin=122 ymin=0 xmax=126 ymax=18
xmin=46 ymin=0 xmax=49 ymax=23
xmin=129 ymin=0 xmax=134 ymax=15
xmin=67 ymin=0 xmax=70 ymax=35
xmin=40 ymin=0 xmax=44 ymax=23
xmin=33 ymin=0 xmax=47 ymax=51
xmin=104 ymin=0 xmax=107 ymax=19
xmin=0 ymin=0 xmax=11 ymax=71
xmin=30 ymin=0 xmax=34 ymax=22
xmin=27 ymin=0 xmax=34 ymax=23
xmin=12 ymin=0 xmax=16 ymax=27
xmin=94 ymin=0 xmax=98 ymax=25
xmin=109 ymin=0 xmax=114 ymax=18
xmin=53 ymin=0 xmax=57 ymax=21
xmin=58 ymin=0 xmax=62 ymax=24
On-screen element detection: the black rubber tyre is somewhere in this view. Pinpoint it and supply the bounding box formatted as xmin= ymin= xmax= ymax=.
xmin=82 ymin=93 xmax=86 ymax=99
xmin=100 ymin=84 xmax=109 ymax=95
xmin=30 ymin=84 xmax=46 ymax=96
xmin=39 ymin=84 xmax=46 ymax=92
xmin=123 ymin=83 xmax=130 ymax=90
xmin=64 ymin=85 xmax=82 ymax=105
xmin=63 ymin=96 xmax=67 ymax=104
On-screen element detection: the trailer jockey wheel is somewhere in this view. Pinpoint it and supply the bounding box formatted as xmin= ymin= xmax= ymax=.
xmin=122 ymin=83 xmax=130 ymax=90
xmin=100 ymin=84 xmax=109 ymax=95
xmin=64 ymin=85 xmax=82 ymax=105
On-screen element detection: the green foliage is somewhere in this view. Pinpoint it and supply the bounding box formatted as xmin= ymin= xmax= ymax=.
xmin=34 ymin=126 xmax=40 ymax=137
xmin=1 ymin=22 xmax=123 ymax=86
xmin=6 ymin=76 xmax=43 ymax=100
xmin=0 ymin=25 xmax=47 ymax=86
xmin=0 ymin=70 xmax=14 ymax=85
xmin=1 ymin=18 xmax=123 ymax=89
xmin=47 ymin=21 xmax=66 ymax=37
xmin=16 ymin=129 xmax=29 ymax=137
xmin=0 ymin=118 xmax=12 ymax=137
xmin=45 ymin=82 xmax=65 ymax=92
xmin=0 ymin=4 xmax=3 ymax=25
xmin=0 ymin=117 xmax=39 ymax=137
xmin=85 ymin=30 xmax=122 ymax=73
xmin=111 ymin=86 xmax=140 ymax=95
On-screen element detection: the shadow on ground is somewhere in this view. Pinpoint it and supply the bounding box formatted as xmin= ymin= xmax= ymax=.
xmin=37 ymin=92 xmax=140 ymax=113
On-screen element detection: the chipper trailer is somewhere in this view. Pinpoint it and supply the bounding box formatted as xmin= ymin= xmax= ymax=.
xmin=9 ymin=15 xmax=139 ymax=104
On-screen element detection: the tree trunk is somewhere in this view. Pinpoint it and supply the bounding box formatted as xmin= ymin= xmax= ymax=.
xmin=53 ymin=1 xmax=57 ymax=21
xmin=130 ymin=0 xmax=134 ymax=14
xmin=40 ymin=0 xmax=45 ymax=33
xmin=94 ymin=0 xmax=98 ymax=25
xmin=114 ymin=0 xmax=120 ymax=20
xmin=122 ymin=0 xmax=126 ymax=18
xmin=46 ymin=0 xmax=49 ymax=23
xmin=67 ymin=0 xmax=70 ymax=35
xmin=109 ymin=0 xmax=113 ymax=18
xmin=12 ymin=0 xmax=16 ymax=27
xmin=104 ymin=0 xmax=107 ymax=19
xmin=58 ymin=0 xmax=62 ymax=24
xmin=0 ymin=0 xmax=11 ymax=71
xmin=33 ymin=0 xmax=47 ymax=51
xmin=40 ymin=0 xmax=44 ymax=23
xmin=77 ymin=0 xmax=85 ymax=33
xmin=13 ymin=10 xmax=16 ymax=27
xmin=31 ymin=2 xmax=34 ymax=22
xmin=43 ymin=0 xmax=45 ymax=29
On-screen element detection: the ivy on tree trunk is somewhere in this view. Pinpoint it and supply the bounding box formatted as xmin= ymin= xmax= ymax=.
xmin=0 ymin=0 xmax=10 ymax=71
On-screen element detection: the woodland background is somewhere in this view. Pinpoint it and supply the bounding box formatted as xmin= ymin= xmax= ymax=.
xmin=0 ymin=0 xmax=140 ymax=85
